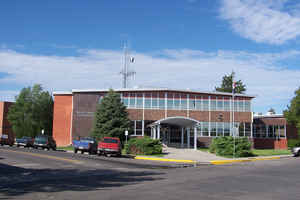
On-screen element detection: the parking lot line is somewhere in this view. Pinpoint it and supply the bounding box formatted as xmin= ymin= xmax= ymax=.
xmin=1 ymin=149 xmax=83 ymax=164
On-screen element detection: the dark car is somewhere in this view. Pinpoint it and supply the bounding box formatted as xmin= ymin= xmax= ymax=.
xmin=33 ymin=135 xmax=56 ymax=150
xmin=0 ymin=134 xmax=15 ymax=146
xmin=16 ymin=136 xmax=34 ymax=148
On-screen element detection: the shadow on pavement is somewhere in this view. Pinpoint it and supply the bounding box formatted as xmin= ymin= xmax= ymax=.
xmin=0 ymin=163 xmax=164 ymax=198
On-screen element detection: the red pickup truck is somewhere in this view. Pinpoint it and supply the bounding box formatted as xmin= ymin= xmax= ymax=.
xmin=98 ymin=137 xmax=121 ymax=157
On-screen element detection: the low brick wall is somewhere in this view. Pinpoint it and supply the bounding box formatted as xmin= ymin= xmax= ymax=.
xmin=252 ymin=138 xmax=287 ymax=149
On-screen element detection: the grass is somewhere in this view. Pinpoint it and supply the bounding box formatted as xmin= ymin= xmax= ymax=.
xmin=57 ymin=146 xmax=74 ymax=151
xmin=198 ymin=147 xmax=210 ymax=152
xmin=251 ymin=149 xmax=291 ymax=156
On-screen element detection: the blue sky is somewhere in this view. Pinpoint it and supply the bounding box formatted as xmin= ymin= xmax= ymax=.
xmin=1 ymin=0 xmax=300 ymax=114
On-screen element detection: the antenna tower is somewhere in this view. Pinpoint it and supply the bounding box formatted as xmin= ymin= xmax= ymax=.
xmin=120 ymin=42 xmax=135 ymax=88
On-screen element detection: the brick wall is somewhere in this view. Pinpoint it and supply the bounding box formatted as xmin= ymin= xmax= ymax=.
xmin=0 ymin=102 xmax=15 ymax=139
xmin=252 ymin=138 xmax=288 ymax=149
xmin=52 ymin=95 xmax=73 ymax=146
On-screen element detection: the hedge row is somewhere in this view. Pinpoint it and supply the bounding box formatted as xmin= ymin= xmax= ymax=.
xmin=209 ymin=136 xmax=252 ymax=157
xmin=125 ymin=137 xmax=162 ymax=155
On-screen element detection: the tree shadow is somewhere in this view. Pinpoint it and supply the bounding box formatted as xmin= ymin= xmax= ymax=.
xmin=0 ymin=163 xmax=164 ymax=198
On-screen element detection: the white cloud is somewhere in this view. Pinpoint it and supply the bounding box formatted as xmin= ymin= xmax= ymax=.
xmin=220 ymin=0 xmax=300 ymax=44
xmin=0 ymin=48 xmax=300 ymax=113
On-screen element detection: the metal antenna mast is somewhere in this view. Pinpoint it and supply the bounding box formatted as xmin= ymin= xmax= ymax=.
xmin=120 ymin=42 xmax=135 ymax=88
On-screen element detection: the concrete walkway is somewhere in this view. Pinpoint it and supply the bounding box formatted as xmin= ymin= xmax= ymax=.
xmin=159 ymin=147 xmax=228 ymax=163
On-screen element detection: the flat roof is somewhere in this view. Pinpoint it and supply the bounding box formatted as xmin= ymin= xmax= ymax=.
xmin=254 ymin=114 xmax=284 ymax=119
xmin=54 ymin=87 xmax=256 ymax=98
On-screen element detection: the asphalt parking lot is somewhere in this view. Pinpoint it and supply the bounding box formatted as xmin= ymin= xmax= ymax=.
xmin=1 ymin=145 xmax=300 ymax=200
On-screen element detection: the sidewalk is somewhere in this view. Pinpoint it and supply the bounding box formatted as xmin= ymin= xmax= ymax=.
xmin=134 ymin=147 xmax=293 ymax=165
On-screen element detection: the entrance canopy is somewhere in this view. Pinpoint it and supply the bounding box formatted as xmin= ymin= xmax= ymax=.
xmin=153 ymin=116 xmax=200 ymax=127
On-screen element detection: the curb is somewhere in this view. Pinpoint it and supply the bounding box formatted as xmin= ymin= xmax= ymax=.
xmin=210 ymin=155 xmax=289 ymax=165
xmin=134 ymin=156 xmax=197 ymax=164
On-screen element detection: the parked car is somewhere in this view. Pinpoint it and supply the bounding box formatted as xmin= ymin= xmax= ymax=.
xmin=16 ymin=136 xmax=34 ymax=148
xmin=98 ymin=137 xmax=122 ymax=157
xmin=291 ymin=146 xmax=300 ymax=157
xmin=33 ymin=135 xmax=56 ymax=150
xmin=0 ymin=134 xmax=15 ymax=146
xmin=73 ymin=137 xmax=98 ymax=154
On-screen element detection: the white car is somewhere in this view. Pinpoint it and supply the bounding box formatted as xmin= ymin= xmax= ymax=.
xmin=291 ymin=147 xmax=300 ymax=157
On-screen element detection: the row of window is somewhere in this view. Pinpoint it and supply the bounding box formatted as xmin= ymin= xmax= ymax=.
xmin=121 ymin=97 xmax=251 ymax=112
xmin=253 ymin=124 xmax=286 ymax=138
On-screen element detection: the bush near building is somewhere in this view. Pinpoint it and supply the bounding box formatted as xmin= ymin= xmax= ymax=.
xmin=287 ymin=139 xmax=300 ymax=149
xmin=209 ymin=136 xmax=252 ymax=157
xmin=125 ymin=137 xmax=162 ymax=155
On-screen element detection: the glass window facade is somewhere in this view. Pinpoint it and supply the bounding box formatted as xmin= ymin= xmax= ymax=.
xmin=120 ymin=92 xmax=251 ymax=112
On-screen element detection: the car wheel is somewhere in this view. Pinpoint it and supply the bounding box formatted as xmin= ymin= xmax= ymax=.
xmin=17 ymin=144 xmax=20 ymax=147
xmin=81 ymin=150 xmax=84 ymax=154
xmin=74 ymin=149 xmax=78 ymax=154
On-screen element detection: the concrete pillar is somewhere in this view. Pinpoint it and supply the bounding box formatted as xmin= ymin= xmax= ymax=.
xmin=157 ymin=124 xmax=160 ymax=140
xmin=194 ymin=126 xmax=197 ymax=150
xmin=187 ymin=128 xmax=190 ymax=149
xmin=181 ymin=127 xmax=184 ymax=148
xmin=153 ymin=127 xmax=156 ymax=139
xmin=150 ymin=127 xmax=153 ymax=139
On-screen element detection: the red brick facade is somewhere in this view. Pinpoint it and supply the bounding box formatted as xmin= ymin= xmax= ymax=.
xmin=0 ymin=101 xmax=15 ymax=140
xmin=52 ymin=95 xmax=73 ymax=146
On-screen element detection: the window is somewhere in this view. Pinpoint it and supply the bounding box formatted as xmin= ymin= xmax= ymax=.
xmin=261 ymin=125 xmax=267 ymax=138
xmin=195 ymin=99 xmax=201 ymax=110
xmin=234 ymin=101 xmax=238 ymax=112
xmin=202 ymin=122 xmax=209 ymax=136
xmin=159 ymin=98 xmax=165 ymax=109
xmin=224 ymin=100 xmax=231 ymax=111
xmin=245 ymin=101 xmax=251 ymax=112
xmin=224 ymin=123 xmax=230 ymax=136
xmin=245 ymin=123 xmax=251 ymax=137
xmin=136 ymin=98 xmax=143 ymax=108
xmin=174 ymin=99 xmax=180 ymax=110
xmin=129 ymin=97 xmax=136 ymax=108
xmin=152 ymin=94 xmax=158 ymax=109
xmin=268 ymin=125 xmax=274 ymax=137
xmin=217 ymin=99 xmax=223 ymax=111
xmin=181 ymin=99 xmax=187 ymax=110
xmin=217 ymin=122 xmax=223 ymax=136
xmin=189 ymin=99 xmax=196 ymax=110
xmin=239 ymin=101 xmax=244 ymax=112
xmin=239 ymin=122 xmax=245 ymax=137
xmin=210 ymin=122 xmax=216 ymax=136
xmin=210 ymin=100 xmax=216 ymax=111
xmin=203 ymin=100 xmax=209 ymax=111
xmin=145 ymin=98 xmax=151 ymax=109
xmin=122 ymin=97 xmax=129 ymax=107
xmin=279 ymin=126 xmax=285 ymax=138
xmin=167 ymin=99 xmax=173 ymax=109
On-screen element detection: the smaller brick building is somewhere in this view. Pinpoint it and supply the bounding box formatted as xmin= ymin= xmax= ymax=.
xmin=0 ymin=101 xmax=15 ymax=140
xmin=252 ymin=113 xmax=298 ymax=149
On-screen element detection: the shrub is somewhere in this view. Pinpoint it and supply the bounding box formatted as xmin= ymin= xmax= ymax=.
xmin=287 ymin=139 xmax=300 ymax=149
xmin=209 ymin=136 xmax=252 ymax=157
xmin=125 ymin=137 xmax=162 ymax=155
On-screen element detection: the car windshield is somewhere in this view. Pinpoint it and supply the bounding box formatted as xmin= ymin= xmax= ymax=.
xmin=35 ymin=137 xmax=47 ymax=142
xmin=22 ymin=136 xmax=31 ymax=139
xmin=81 ymin=138 xmax=94 ymax=142
xmin=103 ymin=138 xmax=118 ymax=143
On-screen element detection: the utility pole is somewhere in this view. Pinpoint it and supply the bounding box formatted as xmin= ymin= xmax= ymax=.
xmin=120 ymin=42 xmax=135 ymax=88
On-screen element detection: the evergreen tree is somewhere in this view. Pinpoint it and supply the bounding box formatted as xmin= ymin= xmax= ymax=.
xmin=284 ymin=87 xmax=300 ymax=137
xmin=91 ymin=89 xmax=131 ymax=142
xmin=215 ymin=71 xmax=246 ymax=94
xmin=268 ymin=108 xmax=276 ymax=114
xmin=7 ymin=84 xmax=53 ymax=138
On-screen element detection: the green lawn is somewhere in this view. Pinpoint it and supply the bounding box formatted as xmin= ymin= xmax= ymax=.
xmin=57 ymin=146 xmax=74 ymax=151
xmin=198 ymin=147 xmax=210 ymax=152
xmin=252 ymin=149 xmax=291 ymax=156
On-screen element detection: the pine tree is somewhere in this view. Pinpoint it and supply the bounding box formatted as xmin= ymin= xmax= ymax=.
xmin=7 ymin=84 xmax=53 ymax=138
xmin=215 ymin=71 xmax=246 ymax=94
xmin=91 ymin=89 xmax=131 ymax=142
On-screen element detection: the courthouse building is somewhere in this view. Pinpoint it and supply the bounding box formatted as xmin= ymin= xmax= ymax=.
xmin=52 ymin=88 xmax=255 ymax=148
